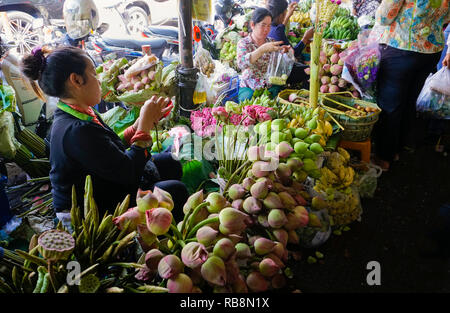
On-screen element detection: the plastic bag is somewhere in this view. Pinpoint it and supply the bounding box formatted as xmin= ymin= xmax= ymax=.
xmin=194 ymin=44 xmax=216 ymax=78
xmin=357 ymin=163 xmax=383 ymax=199
xmin=296 ymin=209 xmax=332 ymax=248
xmin=266 ymin=50 xmax=295 ymax=86
xmin=192 ymin=0 xmax=214 ymax=24
xmin=429 ymin=67 xmax=450 ymax=96
xmin=340 ymin=29 xmax=381 ymax=99
xmin=417 ymin=68 xmax=450 ymax=119
xmin=193 ymin=72 xmax=208 ymax=106
xmin=0 ymin=111 xmax=20 ymax=159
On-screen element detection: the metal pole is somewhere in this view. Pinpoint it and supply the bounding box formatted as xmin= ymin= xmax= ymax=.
xmin=176 ymin=0 xmax=199 ymax=118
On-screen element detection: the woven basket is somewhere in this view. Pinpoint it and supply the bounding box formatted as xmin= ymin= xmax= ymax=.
xmin=277 ymin=89 xmax=381 ymax=142
xmin=321 ymin=95 xmax=381 ymax=142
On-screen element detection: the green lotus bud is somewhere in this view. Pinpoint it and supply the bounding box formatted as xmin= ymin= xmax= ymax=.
xmin=250 ymin=181 xmax=268 ymax=199
xmin=231 ymin=199 xmax=244 ymax=210
xmin=278 ymin=192 xmax=296 ymax=210
xmin=271 ymin=118 xmax=286 ymax=132
xmin=258 ymin=214 xmax=270 ymax=228
xmin=265 ymin=253 xmax=285 ymax=268
xmin=243 ymin=197 xmax=262 ymax=214
xmin=263 ymin=192 xmax=283 ymax=210
xmin=287 ymin=157 xmax=303 ymax=171
xmin=232 ymin=274 xmax=249 ymax=293
xmin=228 ymin=184 xmax=246 ymax=200
xmin=276 ymin=142 xmax=294 ymax=158
xmin=167 ymin=273 xmax=193 ymax=293
xmin=235 ymin=243 xmax=252 ymax=259
xmin=145 ymin=249 xmax=165 ymax=270
xmin=254 ymin=237 xmax=276 ymax=255
xmin=272 ymin=242 xmax=285 ymax=259
xmin=181 ymin=242 xmax=208 ymax=269
xmin=201 ymin=256 xmax=227 ymax=286
xmin=213 ymin=238 xmax=236 ymax=260
xmin=137 ymin=224 xmax=157 ymax=247
xmin=219 ymin=207 xmax=248 ymax=233
xmin=242 ymin=177 xmax=256 ymax=191
xmin=272 ymin=229 xmax=288 ymax=247
xmin=196 ymin=226 xmax=218 ymax=246
xmin=248 ymin=235 xmax=262 ymax=246
xmin=182 ymin=190 xmax=204 ymax=215
xmin=246 ymin=271 xmax=269 ymax=292
xmin=288 ymin=229 xmax=300 ymax=244
xmin=205 ymin=192 xmax=227 ymax=213
xmin=153 ymin=187 xmax=174 ymax=211
xmin=187 ymin=206 xmax=210 ymax=226
xmin=191 ymin=286 xmax=203 ymax=293
xmin=38 ymin=229 xmax=75 ymax=261
xmin=158 ymin=255 xmax=184 ymax=279
xmin=247 ymin=145 xmax=265 ymax=161
xmin=251 ymin=161 xmax=271 ymax=178
xmin=136 ymin=189 xmax=159 ymax=213
xmin=259 ymin=258 xmax=280 ymax=277
xmin=271 ymin=131 xmax=287 ymax=144
xmin=295 ymin=128 xmax=309 ymax=139
xmin=276 ymin=162 xmax=292 ymax=178
xmin=146 ymin=207 xmax=172 ymax=235
xmin=268 ymin=209 xmax=287 ymax=228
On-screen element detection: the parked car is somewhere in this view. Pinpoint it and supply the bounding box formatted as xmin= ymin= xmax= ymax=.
xmin=0 ymin=0 xmax=174 ymax=54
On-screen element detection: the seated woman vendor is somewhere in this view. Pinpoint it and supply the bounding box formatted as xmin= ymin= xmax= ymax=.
xmin=21 ymin=46 xmax=188 ymax=221
xmin=237 ymin=8 xmax=291 ymax=102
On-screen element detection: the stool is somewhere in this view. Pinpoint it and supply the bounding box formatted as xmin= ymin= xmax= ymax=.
xmin=338 ymin=138 xmax=371 ymax=164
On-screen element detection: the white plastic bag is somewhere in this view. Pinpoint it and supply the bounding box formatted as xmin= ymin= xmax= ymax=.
xmin=417 ymin=68 xmax=450 ymax=119
xmin=194 ymin=44 xmax=216 ymax=78
xmin=358 ymin=163 xmax=383 ymax=199
xmin=266 ymin=50 xmax=295 ymax=86
xmin=429 ymin=67 xmax=450 ymax=96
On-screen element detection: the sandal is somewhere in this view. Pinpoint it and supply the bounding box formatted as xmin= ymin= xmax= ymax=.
xmin=372 ymin=156 xmax=390 ymax=172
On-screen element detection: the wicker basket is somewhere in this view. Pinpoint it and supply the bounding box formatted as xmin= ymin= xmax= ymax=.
xmin=277 ymin=89 xmax=381 ymax=142
xmin=321 ymin=95 xmax=381 ymax=142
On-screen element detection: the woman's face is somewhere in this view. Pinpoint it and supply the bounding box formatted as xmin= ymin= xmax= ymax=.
xmin=80 ymin=57 xmax=101 ymax=106
xmin=251 ymin=16 xmax=272 ymax=40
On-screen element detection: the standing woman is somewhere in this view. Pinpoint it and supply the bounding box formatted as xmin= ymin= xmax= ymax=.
xmin=266 ymin=0 xmax=314 ymax=86
xmin=266 ymin=0 xmax=314 ymax=60
xmin=20 ymin=46 xmax=188 ymax=220
xmin=373 ymin=0 xmax=450 ymax=171
xmin=237 ymin=8 xmax=288 ymax=102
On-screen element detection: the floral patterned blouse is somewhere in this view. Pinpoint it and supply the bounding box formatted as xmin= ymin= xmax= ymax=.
xmin=375 ymin=0 xmax=450 ymax=53
xmin=237 ymin=35 xmax=273 ymax=90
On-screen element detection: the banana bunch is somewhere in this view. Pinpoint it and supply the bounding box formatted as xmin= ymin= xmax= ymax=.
xmin=326 ymin=191 xmax=361 ymax=226
xmin=323 ymin=15 xmax=359 ymax=40
xmin=290 ymin=11 xmax=311 ymax=27
xmin=318 ymin=0 xmax=339 ymax=24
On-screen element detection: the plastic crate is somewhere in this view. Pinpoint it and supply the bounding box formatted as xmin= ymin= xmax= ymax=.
xmin=221 ymin=76 xmax=240 ymax=103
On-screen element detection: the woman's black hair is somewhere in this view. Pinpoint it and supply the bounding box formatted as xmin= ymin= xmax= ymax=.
xmin=267 ymin=0 xmax=288 ymax=24
xmin=21 ymin=46 xmax=89 ymax=99
xmin=251 ymin=7 xmax=273 ymax=25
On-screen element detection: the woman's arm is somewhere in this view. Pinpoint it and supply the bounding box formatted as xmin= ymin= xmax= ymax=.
xmin=375 ymin=0 xmax=405 ymax=26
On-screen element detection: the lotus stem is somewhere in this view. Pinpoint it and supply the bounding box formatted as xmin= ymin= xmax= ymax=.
xmin=181 ymin=202 xmax=210 ymax=239
xmin=186 ymin=217 xmax=220 ymax=239
xmin=224 ymin=160 xmax=251 ymax=192
xmin=170 ymin=224 xmax=183 ymax=241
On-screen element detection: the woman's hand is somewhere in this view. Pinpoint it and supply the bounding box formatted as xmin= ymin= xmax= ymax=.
xmin=301 ymin=28 xmax=314 ymax=44
xmin=287 ymin=2 xmax=297 ymax=19
xmin=443 ymin=53 xmax=450 ymax=69
xmin=259 ymin=41 xmax=284 ymax=53
xmin=138 ymin=96 xmax=171 ymax=132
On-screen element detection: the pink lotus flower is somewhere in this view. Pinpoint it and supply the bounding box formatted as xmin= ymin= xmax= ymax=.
xmin=113 ymin=206 xmax=145 ymax=231
xmin=145 ymin=207 xmax=173 ymax=236
xmin=181 ymin=242 xmax=209 ymax=269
